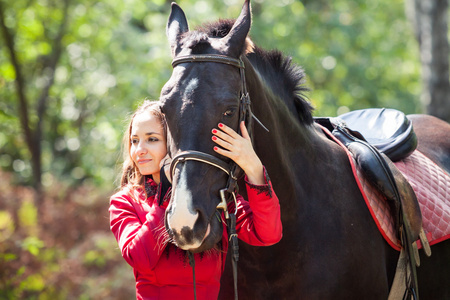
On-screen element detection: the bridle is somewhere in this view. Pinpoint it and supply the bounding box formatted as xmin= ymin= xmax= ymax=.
xmin=170 ymin=54 xmax=252 ymax=189
xmin=169 ymin=54 xmax=253 ymax=300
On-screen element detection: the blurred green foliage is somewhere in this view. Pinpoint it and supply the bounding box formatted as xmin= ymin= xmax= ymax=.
xmin=0 ymin=0 xmax=425 ymax=298
xmin=0 ymin=0 xmax=422 ymax=188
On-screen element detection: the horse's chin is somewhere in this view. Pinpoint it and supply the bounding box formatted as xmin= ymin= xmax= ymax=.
xmin=188 ymin=235 xmax=220 ymax=253
xmin=183 ymin=216 xmax=223 ymax=253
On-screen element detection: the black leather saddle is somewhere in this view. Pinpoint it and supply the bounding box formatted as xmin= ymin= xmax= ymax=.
xmin=315 ymin=108 xmax=417 ymax=162
xmin=336 ymin=108 xmax=417 ymax=162
xmin=314 ymin=107 xmax=418 ymax=214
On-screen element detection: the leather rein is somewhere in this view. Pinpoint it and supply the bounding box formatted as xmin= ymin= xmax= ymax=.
xmin=170 ymin=54 xmax=253 ymax=300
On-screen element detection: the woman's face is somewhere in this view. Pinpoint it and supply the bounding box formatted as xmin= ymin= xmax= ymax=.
xmin=130 ymin=112 xmax=167 ymax=184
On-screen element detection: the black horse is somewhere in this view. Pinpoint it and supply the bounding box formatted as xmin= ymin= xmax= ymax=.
xmin=160 ymin=1 xmax=450 ymax=298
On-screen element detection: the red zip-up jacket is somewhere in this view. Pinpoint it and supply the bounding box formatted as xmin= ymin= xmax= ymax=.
xmin=109 ymin=169 xmax=282 ymax=300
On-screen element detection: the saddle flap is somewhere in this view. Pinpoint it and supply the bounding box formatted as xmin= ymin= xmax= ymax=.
xmin=338 ymin=108 xmax=418 ymax=161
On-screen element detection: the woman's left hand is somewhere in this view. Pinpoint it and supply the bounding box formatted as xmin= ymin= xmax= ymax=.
xmin=212 ymin=121 xmax=265 ymax=185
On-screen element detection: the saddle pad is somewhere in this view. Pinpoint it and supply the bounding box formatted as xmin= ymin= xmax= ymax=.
xmin=394 ymin=151 xmax=450 ymax=246
xmin=319 ymin=124 xmax=401 ymax=249
xmin=355 ymin=165 xmax=400 ymax=250
xmin=319 ymin=124 xmax=450 ymax=250
xmin=355 ymin=150 xmax=450 ymax=249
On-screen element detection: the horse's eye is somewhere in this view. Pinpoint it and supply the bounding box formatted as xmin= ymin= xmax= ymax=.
xmin=223 ymin=108 xmax=236 ymax=117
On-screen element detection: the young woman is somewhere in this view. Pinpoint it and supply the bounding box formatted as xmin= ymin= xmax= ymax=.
xmin=109 ymin=100 xmax=282 ymax=299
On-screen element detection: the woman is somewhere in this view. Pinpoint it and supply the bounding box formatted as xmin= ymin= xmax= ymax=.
xmin=109 ymin=100 xmax=282 ymax=299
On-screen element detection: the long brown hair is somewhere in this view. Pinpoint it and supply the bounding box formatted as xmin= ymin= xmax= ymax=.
xmin=120 ymin=100 xmax=166 ymax=196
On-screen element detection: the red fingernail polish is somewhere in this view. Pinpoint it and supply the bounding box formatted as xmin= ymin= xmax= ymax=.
xmin=212 ymin=129 xmax=217 ymax=134
xmin=218 ymin=123 xmax=224 ymax=128
xmin=212 ymin=136 xmax=217 ymax=141
xmin=214 ymin=146 xmax=218 ymax=151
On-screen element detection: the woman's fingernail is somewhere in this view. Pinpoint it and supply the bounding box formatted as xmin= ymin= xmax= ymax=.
xmin=218 ymin=123 xmax=224 ymax=128
xmin=212 ymin=129 xmax=218 ymax=134
xmin=214 ymin=146 xmax=218 ymax=151
xmin=212 ymin=136 xmax=217 ymax=141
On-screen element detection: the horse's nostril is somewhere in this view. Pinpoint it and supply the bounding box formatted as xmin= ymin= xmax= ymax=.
xmin=180 ymin=226 xmax=195 ymax=244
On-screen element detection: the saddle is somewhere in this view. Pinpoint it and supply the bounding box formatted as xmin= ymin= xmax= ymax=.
xmin=337 ymin=108 xmax=418 ymax=162
xmin=315 ymin=109 xmax=420 ymax=231
xmin=315 ymin=108 xmax=429 ymax=299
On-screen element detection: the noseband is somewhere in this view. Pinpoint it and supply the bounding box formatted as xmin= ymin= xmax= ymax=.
xmin=170 ymin=54 xmax=252 ymax=300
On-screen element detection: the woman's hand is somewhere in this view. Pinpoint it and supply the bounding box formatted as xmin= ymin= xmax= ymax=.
xmin=212 ymin=121 xmax=265 ymax=185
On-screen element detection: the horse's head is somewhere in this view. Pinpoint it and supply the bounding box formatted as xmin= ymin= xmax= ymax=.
xmin=160 ymin=1 xmax=252 ymax=253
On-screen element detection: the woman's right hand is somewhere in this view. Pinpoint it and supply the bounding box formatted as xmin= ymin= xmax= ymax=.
xmin=211 ymin=121 xmax=265 ymax=185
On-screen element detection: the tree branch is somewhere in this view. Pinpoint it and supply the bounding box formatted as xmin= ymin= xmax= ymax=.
xmin=36 ymin=0 xmax=71 ymax=128
xmin=0 ymin=1 xmax=34 ymax=150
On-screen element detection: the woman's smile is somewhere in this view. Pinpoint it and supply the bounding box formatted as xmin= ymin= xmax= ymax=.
xmin=137 ymin=158 xmax=152 ymax=164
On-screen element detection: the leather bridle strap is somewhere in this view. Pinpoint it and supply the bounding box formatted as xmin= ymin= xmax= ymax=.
xmin=172 ymin=54 xmax=245 ymax=69
xmin=170 ymin=150 xmax=233 ymax=180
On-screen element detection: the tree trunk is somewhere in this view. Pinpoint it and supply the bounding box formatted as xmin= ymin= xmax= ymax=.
xmin=0 ymin=2 xmax=41 ymax=191
xmin=0 ymin=0 xmax=71 ymax=199
xmin=405 ymin=0 xmax=450 ymax=122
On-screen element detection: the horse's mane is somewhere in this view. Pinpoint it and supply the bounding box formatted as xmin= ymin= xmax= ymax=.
xmin=182 ymin=19 xmax=314 ymax=125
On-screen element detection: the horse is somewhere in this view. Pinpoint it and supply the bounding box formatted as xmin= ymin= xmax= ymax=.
xmin=159 ymin=0 xmax=450 ymax=298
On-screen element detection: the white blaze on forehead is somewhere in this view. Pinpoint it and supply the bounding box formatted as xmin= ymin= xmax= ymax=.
xmin=168 ymin=168 xmax=198 ymax=236
xmin=185 ymin=77 xmax=198 ymax=94
xmin=181 ymin=78 xmax=198 ymax=111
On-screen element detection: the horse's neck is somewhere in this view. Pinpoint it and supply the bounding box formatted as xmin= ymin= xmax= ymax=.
xmin=248 ymin=69 xmax=323 ymax=173
xmin=247 ymin=63 xmax=317 ymax=150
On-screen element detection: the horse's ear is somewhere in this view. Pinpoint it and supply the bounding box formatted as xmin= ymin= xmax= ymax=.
xmin=166 ymin=2 xmax=189 ymax=57
xmin=222 ymin=0 xmax=251 ymax=57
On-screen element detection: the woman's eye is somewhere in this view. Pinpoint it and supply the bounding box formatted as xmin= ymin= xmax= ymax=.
xmin=148 ymin=137 xmax=159 ymax=142
xmin=131 ymin=139 xmax=138 ymax=144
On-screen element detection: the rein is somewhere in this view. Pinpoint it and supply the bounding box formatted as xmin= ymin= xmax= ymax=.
xmin=170 ymin=54 xmax=252 ymax=300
